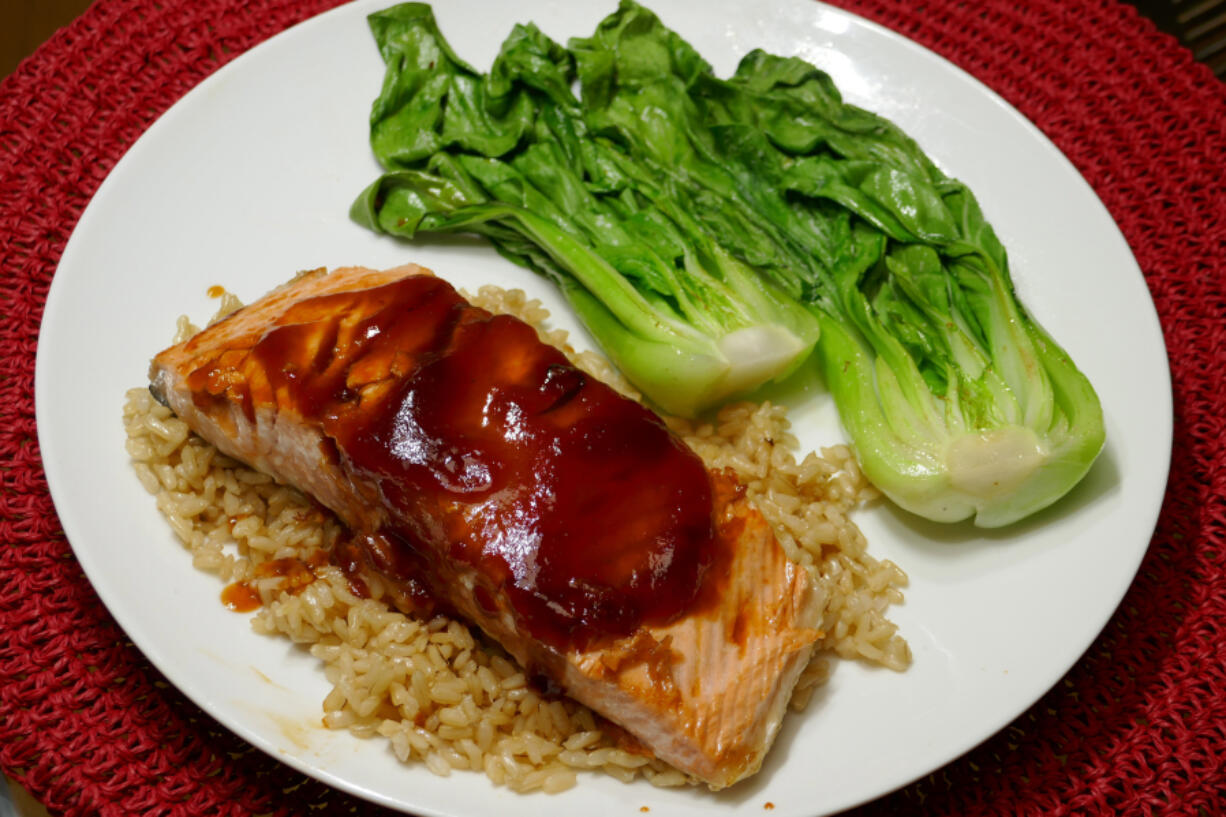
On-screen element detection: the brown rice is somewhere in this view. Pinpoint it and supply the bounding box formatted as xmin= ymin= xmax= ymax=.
xmin=122 ymin=281 xmax=910 ymax=794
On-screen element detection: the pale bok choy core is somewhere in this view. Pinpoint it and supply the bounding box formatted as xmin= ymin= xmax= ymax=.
xmin=351 ymin=0 xmax=1105 ymax=527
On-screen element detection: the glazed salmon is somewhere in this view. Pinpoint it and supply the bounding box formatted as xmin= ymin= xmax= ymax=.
xmin=148 ymin=264 xmax=822 ymax=789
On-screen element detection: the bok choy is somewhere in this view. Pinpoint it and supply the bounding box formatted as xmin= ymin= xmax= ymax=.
xmin=350 ymin=3 xmax=819 ymax=417
xmin=351 ymin=1 xmax=1105 ymax=527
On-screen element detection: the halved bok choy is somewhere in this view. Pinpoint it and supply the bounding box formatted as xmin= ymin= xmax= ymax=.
xmin=351 ymin=0 xmax=1105 ymax=527
xmin=350 ymin=4 xmax=819 ymax=417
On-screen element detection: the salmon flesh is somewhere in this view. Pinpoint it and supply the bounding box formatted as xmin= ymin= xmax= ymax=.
xmin=148 ymin=264 xmax=823 ymax=789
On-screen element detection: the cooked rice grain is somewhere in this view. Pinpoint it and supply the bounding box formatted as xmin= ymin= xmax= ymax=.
xmin=123 ymin=283 xmax=909 ymax=793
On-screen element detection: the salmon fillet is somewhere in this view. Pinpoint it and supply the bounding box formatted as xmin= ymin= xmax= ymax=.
xmin=148 ymin=264 xmax=822 ymax=789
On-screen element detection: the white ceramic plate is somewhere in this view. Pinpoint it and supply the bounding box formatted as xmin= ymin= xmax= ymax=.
xmin=35 ymin=1 xmax=1171 ymax=815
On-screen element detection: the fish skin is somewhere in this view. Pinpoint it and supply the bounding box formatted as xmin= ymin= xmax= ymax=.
xmin=149 ymin=264 xmax=823 ymax=789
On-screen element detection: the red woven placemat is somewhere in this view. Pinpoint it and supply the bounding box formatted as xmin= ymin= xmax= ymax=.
xmin=2 ymin=0 xmax=1223 ymax=815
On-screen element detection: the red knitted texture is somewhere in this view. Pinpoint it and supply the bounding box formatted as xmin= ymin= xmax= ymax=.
xmin=2 ymin=1 xmax=1223 ymax=815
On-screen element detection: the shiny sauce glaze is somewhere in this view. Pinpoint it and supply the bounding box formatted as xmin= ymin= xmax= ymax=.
xmin=190 ymin=274 xmax=726 ymax=651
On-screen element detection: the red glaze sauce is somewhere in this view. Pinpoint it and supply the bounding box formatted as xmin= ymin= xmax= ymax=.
xmin=220 ymin=582 xmax=262 ymax=613
xmin=220 ymin=552 xmax=327 ymax=612
xmin=197 ymin=275 xmax=721 ymax=651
